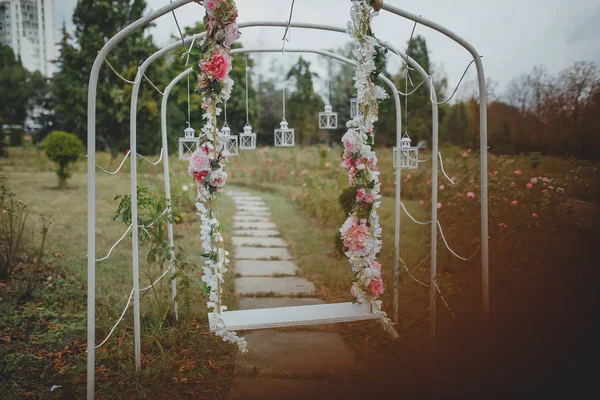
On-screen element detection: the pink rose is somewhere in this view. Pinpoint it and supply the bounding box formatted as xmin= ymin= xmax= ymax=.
xmin=526 ymin=183 xmax=533 ymax=188
xmin=439 ymin=185 xmax=445 ymax=191
xmin=514 ymin=170 xmax=522 ymax=176
xmin=368 ymin=277 xmax=385 ymax=297
xmin=437 ymin=202 xmax=442 ymax=209
xmin=372 ymin=261 xmax=382 ymax=272
xmin=419 ymin=200 xmax=424 ymax=206
xmin=532 ymin=213 xmax=539 ymax=218
xmin=189 ymin=149 xmax=210 ymax=173
xmin=356 ymin=188 xmax=375 ymax=204
xmin=466 ymin=192 xmax=476 ymax=199
xmin=204 ymin=0 xmax=218 ymax=13
xmin=199 ymin=48 xmax=231 ymax=82
xmin=350 ymin=282 xmax=360 ymax=298
xmin=542 ymin=177 xmax=550 ymax=182
xmin=223 ymin=23 xmax=239 ymax=47
xmin=209 ymin=169 xmax=227 ymax=188
xmin=530 ymin=177 xmax=538 ymax=184
xmin=342 ymin=218 xmax=371 ymax=252
xmin=510 ymin=200 xmax=518 ymax=206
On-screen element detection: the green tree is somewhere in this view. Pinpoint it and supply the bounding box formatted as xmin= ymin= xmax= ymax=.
xmin=0 ymin=45 xmax=32 ymax=126
xmin=442 ymin=102 xmax=470 ymax=146
xmin=52 ymin=0 xmax=162 ymax=158
xmin=42 ymin=131 xmax=84 ymax=189
xmin=286 ymin=57 xmax=324 ymax=145
xmin=393 ymin=35 xmax=447 ymax=145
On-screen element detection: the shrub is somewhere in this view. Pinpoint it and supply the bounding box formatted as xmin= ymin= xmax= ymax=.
xmin=0 ymin=177 xmax=51 ymax=282
xmin=42 ymin=131 xmax=84 ymax=189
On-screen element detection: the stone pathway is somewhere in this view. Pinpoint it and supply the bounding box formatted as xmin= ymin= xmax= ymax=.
xmin=226 ymin=190 xmax=368 ymax=400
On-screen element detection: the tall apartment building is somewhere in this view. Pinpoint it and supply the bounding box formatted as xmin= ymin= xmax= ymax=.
xmin=0 ymin=0 xmax=55 ymax=77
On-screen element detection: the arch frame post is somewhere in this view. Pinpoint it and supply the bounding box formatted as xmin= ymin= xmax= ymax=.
xmin=86 ymin=0 xmax=194 ymax=397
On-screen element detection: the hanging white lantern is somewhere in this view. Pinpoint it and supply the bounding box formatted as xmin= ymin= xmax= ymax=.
xmin=238 ymin=55 xmax=257 ymax=151
xmin=178 ymin=124 xmax=199 ymax=161
xmin=217 ymin=122 xmax=238 ymax=156
xmin=239 ymin=123 xmax=257 ymax=150
xmin=393 ymin=133 xmax=419 ymax=169
xmin=350 ymin=97 xmax=358 ymax=118
xmin=319 ymin=74 xmax=338 ymax=129
xmin=274 ymin=118 xmax=294 ymax=147
xmin=319 ymin=104 xmax=338 ymax=130
xmin=274 ymin=86 xmax=294 ymax=147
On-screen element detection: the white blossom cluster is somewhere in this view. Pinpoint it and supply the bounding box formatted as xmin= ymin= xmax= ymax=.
xmin=342 ymin=0 xmax=398 ymax=338
xmin=191 ymin=33 xmax=248 ymax=353
xmin=196 ymin=189 xmax=248 ymax=352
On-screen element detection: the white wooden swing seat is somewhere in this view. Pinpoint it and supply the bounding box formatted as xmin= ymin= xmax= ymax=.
xmin=212 ymin=302 xmax=379 ymax=332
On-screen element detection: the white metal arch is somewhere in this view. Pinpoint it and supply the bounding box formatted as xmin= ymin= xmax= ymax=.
xmin=125 ymin=18 xmax=439 ymax=373
xmin=87 ymin=1 xmax=488 ymax=397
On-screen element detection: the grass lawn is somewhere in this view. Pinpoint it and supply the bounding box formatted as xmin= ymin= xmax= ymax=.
xmin=1 ymin=144 xmax=599 ymax=397
xmin=1 ymin=147 xmax=239 ymax=399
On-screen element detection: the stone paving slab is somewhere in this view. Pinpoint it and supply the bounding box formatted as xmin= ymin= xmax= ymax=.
xmin=232 ymin=200 xmax=265 ymax=205
xmin=231 ymin=197 xmax=265 ymax=202
xmin=239 ymin=297 xmax=325 ymax=310
xmin=233 ymin=221 xmax=278 ymax=230
xmin=231 ymin=236 xmax=288 ymax=247
xmin=237 ymin=206 xmax=270 ymax=213
xmin=233 ymin=215 xmax=271 ymax=223
xmin=233 ymin=229 xmax=280 ymax=237
xmin=234 ymin=331 xmax=358 ymax=378
xmin=233 ymin=203 xmax=267 ymax=208
xmin=228 ymin=193 xmax=253 ymax=198
xmin=234 ymin=247 xmax=292 ymax=260
xmin=227 ymin=376 xmax=386 ymax=400
xmin=234 ymin=277 xmax=315 ymax=295
xmin=230 ymin=195 xmax=263 ymax=201
xmin=235 ymin=260 xmax=297 ymax=277
xmin=235 ymin=211 xmax=271 ymax=217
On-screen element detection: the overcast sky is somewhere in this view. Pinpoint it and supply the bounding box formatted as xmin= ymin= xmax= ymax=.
xmin=53 ymin=0 xmax=600 ymax=99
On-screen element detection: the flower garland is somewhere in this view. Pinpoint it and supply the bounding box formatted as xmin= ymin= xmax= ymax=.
xmin=341 ymin=0 xmax=398 ymax=338
xmin=189 ymin=0 xmax=247 ymax=352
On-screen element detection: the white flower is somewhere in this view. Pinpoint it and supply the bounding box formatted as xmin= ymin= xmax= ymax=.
xmin=182 ymin=184 xmax=189 ymax=192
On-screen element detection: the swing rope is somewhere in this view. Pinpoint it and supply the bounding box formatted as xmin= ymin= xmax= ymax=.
xmin=282 ymin=87 xmax=286 ymax=121
xmin=245 ymin=54 xmax=249 ymax=125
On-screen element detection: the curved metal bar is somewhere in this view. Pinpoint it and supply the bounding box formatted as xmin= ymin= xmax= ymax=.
xmin=381 ymin=3 xmax=489 ymax=321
